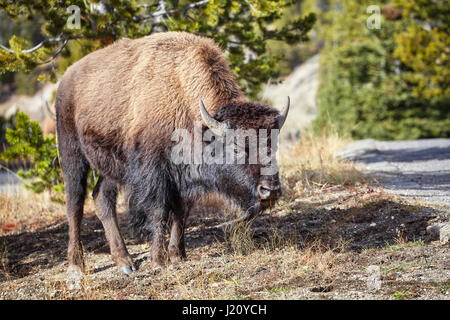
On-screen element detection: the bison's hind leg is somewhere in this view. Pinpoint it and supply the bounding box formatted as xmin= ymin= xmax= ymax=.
xmin=93 ymin=176 xmax=135 ymax=274
xmin=57 ymin=126 xmax=90 ymax=275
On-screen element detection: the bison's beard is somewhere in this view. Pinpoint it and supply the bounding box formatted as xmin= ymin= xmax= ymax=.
xmin=211 ymin=198 xmax=274 ymax=229
xmin=233 ymin=197 xmax=270 ymax=223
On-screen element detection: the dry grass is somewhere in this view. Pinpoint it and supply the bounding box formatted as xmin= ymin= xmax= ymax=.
xmin=0 ymin=240 xmax=9 ymax=282
xmin=0 ymin=190 xmax=66 ymax=236
xmin=279 ymin=131 xmax=365 ymax=199
xmin=148 ymin=243 xmax=349 ymax=300
xmin=22 ymin=223 xmax=351 ymax=300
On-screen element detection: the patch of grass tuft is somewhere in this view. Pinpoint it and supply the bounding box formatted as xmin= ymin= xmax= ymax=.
xmin=391 ymin=289 xmax=415 ymax=300
xmin=279 ymin=131 xmax=365 ymax=200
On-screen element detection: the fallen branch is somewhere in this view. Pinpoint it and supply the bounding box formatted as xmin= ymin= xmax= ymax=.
xmin=0 ymin=163 xmax=27 ymax=184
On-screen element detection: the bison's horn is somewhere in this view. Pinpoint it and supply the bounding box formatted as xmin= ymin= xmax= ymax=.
xmin=277 ymin=96 xmax=290 ymax=129
xmin=199 ymin=99 xmax=227 ymax=137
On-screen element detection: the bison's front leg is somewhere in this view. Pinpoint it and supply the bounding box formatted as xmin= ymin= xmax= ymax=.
xmin=93 ymin=176 xmax=135 ymax=274
xmin=168 ymin=201 xmax=190 ymax=263
xmin=168 ymin=213 xmax=187 ymax=264
xmin=150 ymin=208 xmax=168 ymax=268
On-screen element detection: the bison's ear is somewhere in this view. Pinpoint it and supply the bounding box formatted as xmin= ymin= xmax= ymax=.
xmin=276 ymin=96 xmax=290 ymax=129
xmin=199 ymin=99 xmax=228 ymax=137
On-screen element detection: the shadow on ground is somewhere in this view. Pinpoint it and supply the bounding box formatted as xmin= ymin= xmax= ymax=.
xmin=353 ymin=146 xmax=450 ymax=164
xmin=185 ymin=199 xmax=439 ymax=252
xmin=1 ymin=197 xmax=442 ymax=282
xmin=0 ymin=215 xmax=106 ymax=281
xmin=372 ymin=171 xmax=450 ymax=193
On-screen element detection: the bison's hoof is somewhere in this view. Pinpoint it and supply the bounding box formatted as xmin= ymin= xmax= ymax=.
xmin=66 ymin=265 xmax=83 ymax=290
xmin=119 ymin=266 xmax=134 ymax=275
xmin=151 ymin=260 xmax=164 ymax=270
xmin=169 ymin=255 xmax=182 ymax=265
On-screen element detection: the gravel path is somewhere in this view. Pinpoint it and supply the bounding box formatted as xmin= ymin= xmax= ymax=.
xmin=0 ymin=171 xmax=22 ymax=194
xmin=338 ymin=139 xmax=450 ymax=209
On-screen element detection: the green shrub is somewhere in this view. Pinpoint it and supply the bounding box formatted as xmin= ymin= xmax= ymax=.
xmin=0 ymin=114 xmax=16 ymax=151
xmin=0 ymin=112 xmax=64 ymax=200
xmin=0 ymin=112 xmax=98 ymax=202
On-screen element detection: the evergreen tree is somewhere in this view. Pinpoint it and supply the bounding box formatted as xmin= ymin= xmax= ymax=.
xmin=0 ymin=0 xmax=316 ymax=98
xmin=393 ymin=0 xmax=449 ymax=99
xmin=312 ymin=0 xmax=449 ymax=140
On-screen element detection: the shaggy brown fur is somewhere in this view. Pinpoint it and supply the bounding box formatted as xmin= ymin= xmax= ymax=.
xmin=61 ymin=32 xmax=243 ymax=146
xmin=56 ymin=32 xmax=285 ymax=274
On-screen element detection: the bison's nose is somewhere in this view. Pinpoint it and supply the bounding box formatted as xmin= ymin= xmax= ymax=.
xmin=257 ymin=182 xmax=282 ymax=201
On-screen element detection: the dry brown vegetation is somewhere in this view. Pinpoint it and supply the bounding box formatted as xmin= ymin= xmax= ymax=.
xmin=0 ymin=134 xmax=448 ymax=300
xmin=0 ymin=190 xmax=66 ymax=236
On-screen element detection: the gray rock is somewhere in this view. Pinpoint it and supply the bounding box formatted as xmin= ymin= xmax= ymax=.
xmin=427 ymin=224 xmax=441 ymax=240
xmin=426 ymin=222 xmax=450 ymax=244
xmin=440 ymin=222 xmax=450 ymax=244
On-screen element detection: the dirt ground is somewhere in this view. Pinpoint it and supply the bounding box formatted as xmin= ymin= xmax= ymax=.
xmin=0 ymin=184 xmax=448 ymax=300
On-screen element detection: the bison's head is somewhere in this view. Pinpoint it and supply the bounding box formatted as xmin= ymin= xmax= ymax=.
xmin=199 ymin=97 xmax=289 ymax=219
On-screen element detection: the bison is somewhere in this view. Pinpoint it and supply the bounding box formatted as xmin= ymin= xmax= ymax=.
xmin=56 ymin=32 xmax=289 ymax=275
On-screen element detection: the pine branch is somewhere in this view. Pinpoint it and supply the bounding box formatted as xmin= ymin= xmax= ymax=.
xmin=0 ymin=34 xmax=84 ymax=57
xmin=133 ymin=0 xmax=210 ymax=22
xmin=0 ymin=0 xmax=210 ymax=59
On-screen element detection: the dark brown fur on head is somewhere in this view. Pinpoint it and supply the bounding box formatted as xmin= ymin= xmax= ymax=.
xmin=215 ymin=102 xmax=280 ymax=131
